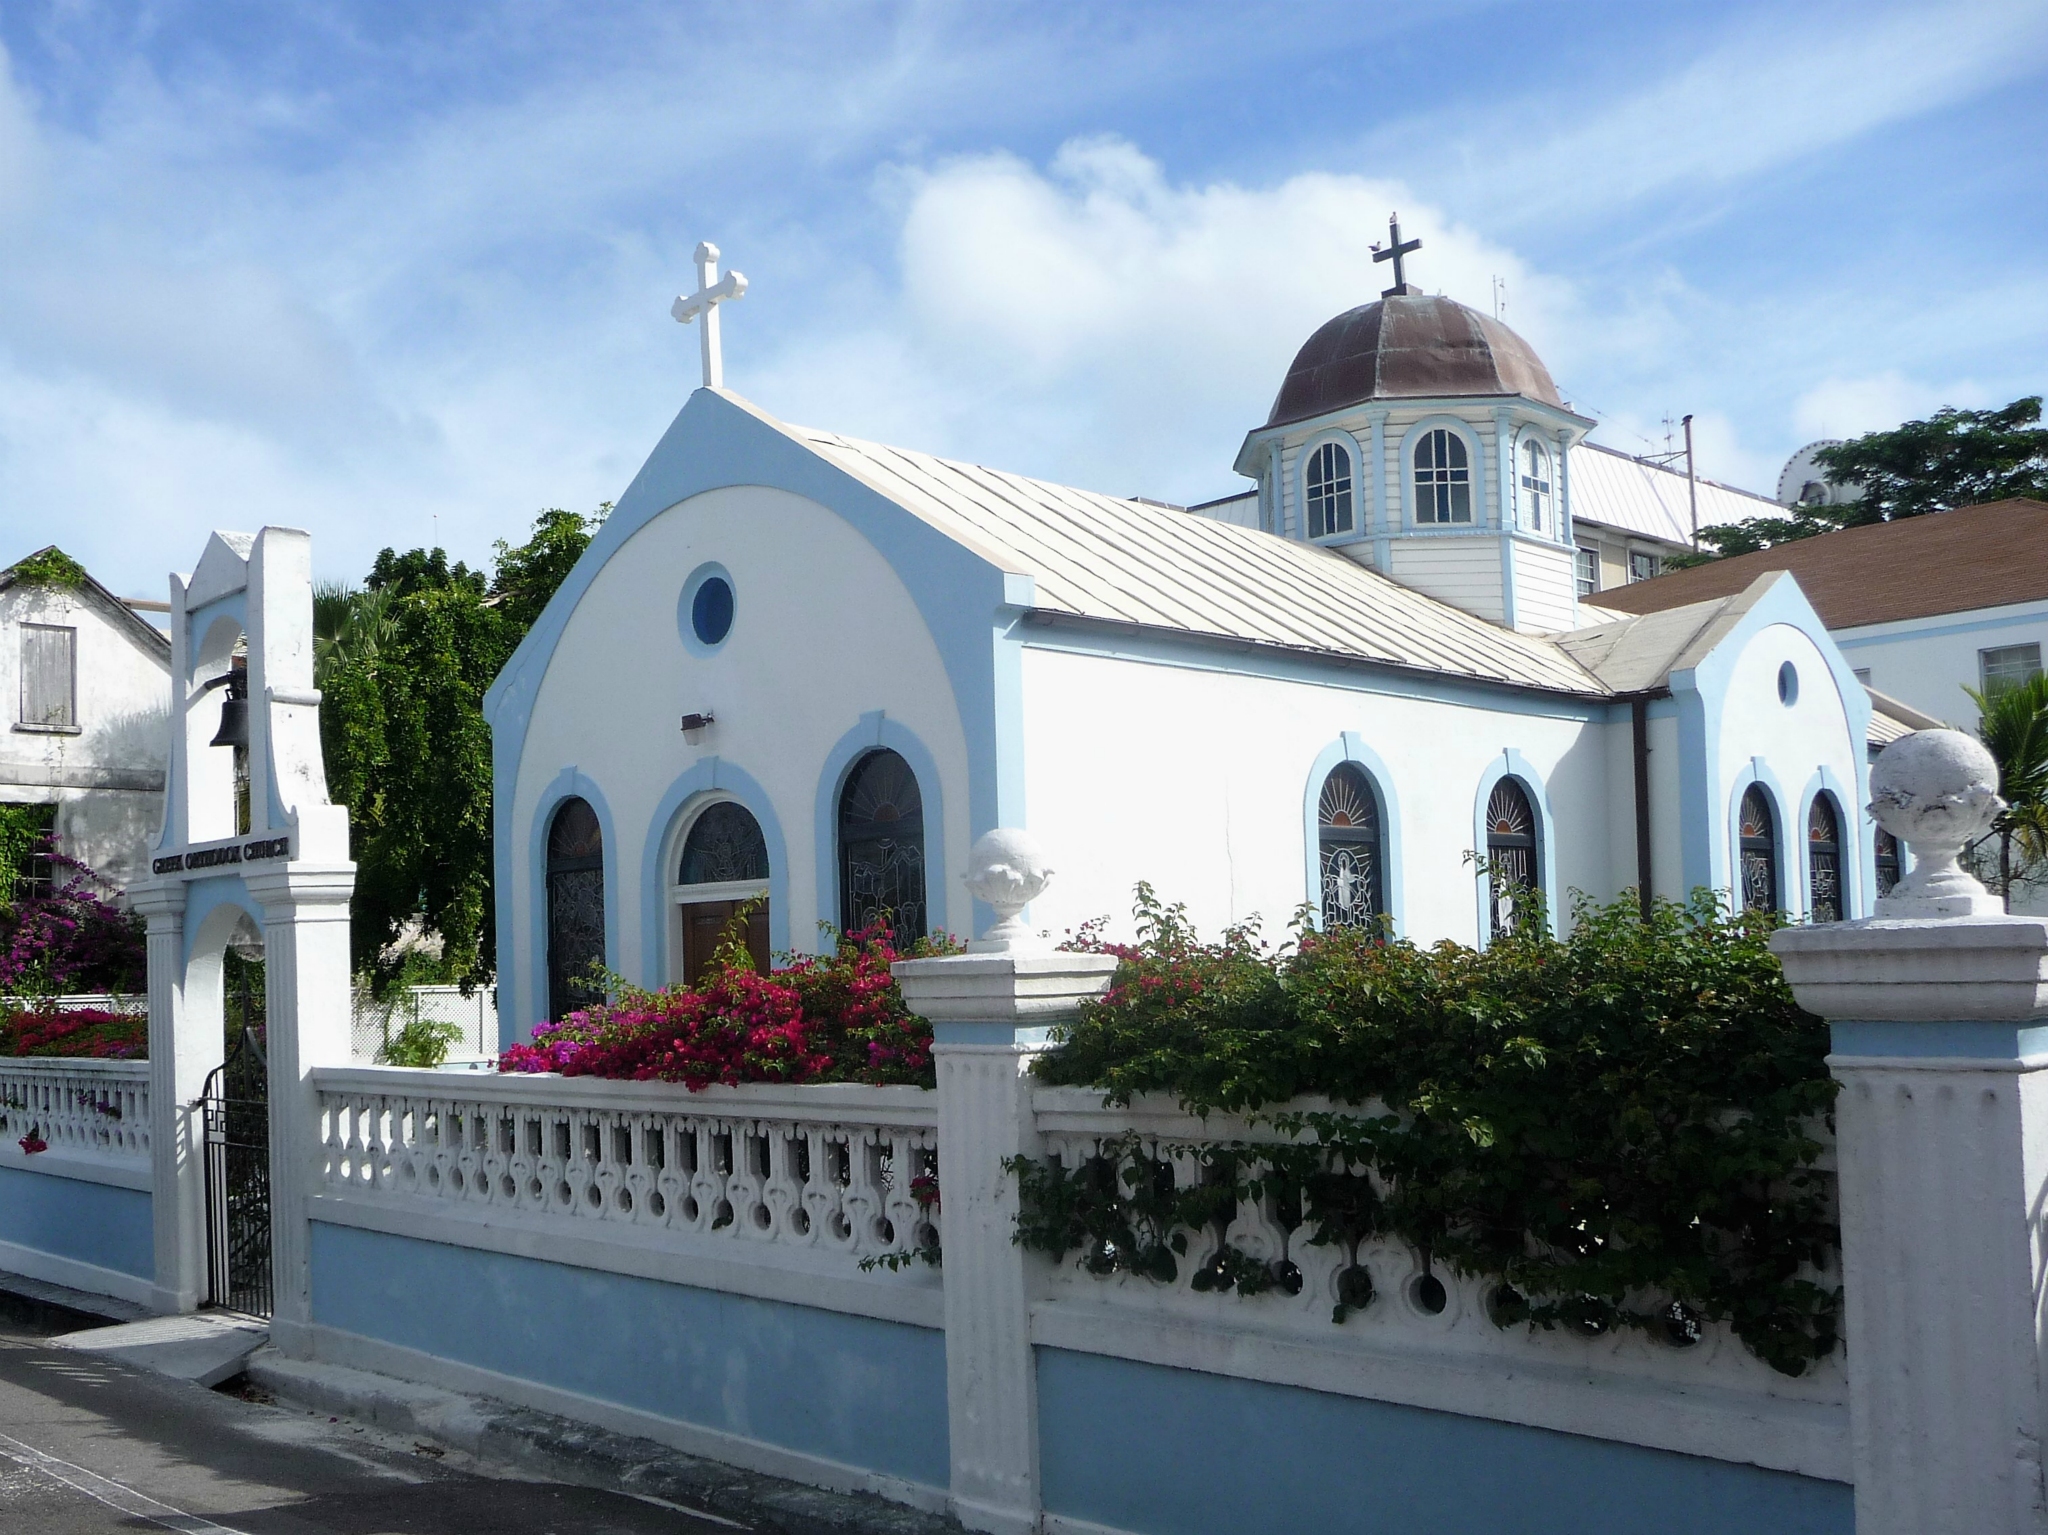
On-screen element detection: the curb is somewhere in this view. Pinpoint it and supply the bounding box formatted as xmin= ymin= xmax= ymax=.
xmin=244 ymin=1349 xmax=962 ymax=1535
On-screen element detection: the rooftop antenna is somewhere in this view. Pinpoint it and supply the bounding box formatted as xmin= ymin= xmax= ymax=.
xmin=1492 ymin=275 xmax=1506 ymax=320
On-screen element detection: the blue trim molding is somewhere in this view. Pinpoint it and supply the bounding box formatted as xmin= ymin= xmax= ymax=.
xmin=1471 ymin=749 xmax=1560 ymax=944
xmin=521 ymin=768 xmax=623 ymax=1039
xmin=1727 ymin=758 xmax=1791 ymax=914
xmin=639 ymin=757 xmax=792 ymax=989
xmin=1301 ymin=734 xmax=1406 ymax=936
xmin=1795 ymin=767 xmax=1859 ymax=921
xmin=812 ymin=712 xmax=950 ymax=945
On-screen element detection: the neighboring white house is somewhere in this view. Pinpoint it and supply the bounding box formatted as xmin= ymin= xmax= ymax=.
xmin=0 ymin=549 xmax=171 ymax=893
xmin=1599 ymin=498 xmax=2048 ymax=732
xmin=486 ymin=273 xmax=1869 ymax=1035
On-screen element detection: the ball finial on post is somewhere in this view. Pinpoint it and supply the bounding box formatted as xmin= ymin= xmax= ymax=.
xmin=964 ymin=828 xmax=1053 ymax=953
xmin=1868 ymin=729 xmax=2007 ymax=919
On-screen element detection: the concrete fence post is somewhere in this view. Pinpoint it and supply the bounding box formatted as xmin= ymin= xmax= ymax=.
xmin=892 ymin=830 xmax=1116 ymax=1535
xmin=1773 ymin=729 xmax=2048 ymax=1534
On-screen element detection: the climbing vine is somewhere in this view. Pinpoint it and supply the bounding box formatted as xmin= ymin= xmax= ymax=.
xmin=1014 ymin=886 xmax=1841 ymax=1377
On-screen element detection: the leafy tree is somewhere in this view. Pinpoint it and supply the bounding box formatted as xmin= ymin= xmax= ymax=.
xmin=1966 ymin=672 xmax=2048 ymax=912
xmin=1679 ymin=396 xmax=2048 ymax=562
xmin=316 ymin=508 xmax=602 ymax=990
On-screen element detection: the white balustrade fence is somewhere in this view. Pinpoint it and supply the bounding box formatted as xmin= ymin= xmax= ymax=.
xmin=314 ymin=1068 xmax=939 ymax=1265
xmin=0 ymin=1057 xmax=150 ymax=1172
xmin=1028 ymin=1085 xmax=1849 ymax=1482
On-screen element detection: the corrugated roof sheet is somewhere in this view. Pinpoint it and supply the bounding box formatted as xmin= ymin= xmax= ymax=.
xmin=1570 ymin=442 xmax=1777 ymax=547
xmin=1552 ymin=575 xmax=1780 ymax=693
xmin=788 ymin=424 xmax=1608 ymax=696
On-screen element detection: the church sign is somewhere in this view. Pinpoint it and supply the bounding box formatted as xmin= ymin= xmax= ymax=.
xmin=151 ymin=835 xmax=292 ymax=878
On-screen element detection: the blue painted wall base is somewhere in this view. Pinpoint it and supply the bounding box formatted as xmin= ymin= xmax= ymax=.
xmin=0 ymin=1167 xmax=152 ymax=1278
xmin=1037 ymin=1348 xmax=1852 ymax=1535
xmin=308 ymin=1222 xmax=949 ymax=1490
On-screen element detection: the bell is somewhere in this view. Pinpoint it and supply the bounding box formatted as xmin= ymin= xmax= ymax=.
xmin=209 ymin=694 xmax=248 ymax=750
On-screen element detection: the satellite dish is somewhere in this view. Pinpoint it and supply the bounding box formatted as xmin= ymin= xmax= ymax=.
xmin=1777 ymin=440 xmax=1862 ymax=509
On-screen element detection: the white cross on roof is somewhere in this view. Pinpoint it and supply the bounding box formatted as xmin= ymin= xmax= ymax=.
xmin=671 ymin=241 xmax=748 ymax=390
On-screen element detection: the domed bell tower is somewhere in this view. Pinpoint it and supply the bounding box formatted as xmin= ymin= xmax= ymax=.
xmin=1233 ymin=218 xmax=1595 ymax=634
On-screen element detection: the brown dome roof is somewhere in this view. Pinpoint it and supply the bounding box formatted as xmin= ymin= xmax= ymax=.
xmin=1267 ymin=294 xmax=1563 ymax=427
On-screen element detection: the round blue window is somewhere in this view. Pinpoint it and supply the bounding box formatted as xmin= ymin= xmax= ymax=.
xmin=691 ymin=576 xmax=734 ymax=647
xmin=1777 ymin=661 xmax=1799 ymax=706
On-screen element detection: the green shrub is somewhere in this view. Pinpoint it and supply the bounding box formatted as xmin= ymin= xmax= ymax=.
xmin=377 ymin=1014 xmax=465 ymax=1068
xmin=1020 ymin=885 xmax=1840 ymax=1376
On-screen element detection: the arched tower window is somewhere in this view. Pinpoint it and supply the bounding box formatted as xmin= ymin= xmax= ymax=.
xmin=839 ymin=750 xmax=926 ymax=951
xmin=1807 ymin=795 xmax=1843 ymax=923
xmin=1414 ymin=429 xmax=1472 ymax=524
xmin=1484 ymin=778 xmax=1538 ymax=936
xmin=1304 ymin=441 xmax=1354 ymax=539
xmin=1874 ymin=827 xmax=1902 ymax=897
xmin=1519 ymin=438 xmax=1551 ymax=531
xmin=1739 ymin=786 xmax=1779 ymax=913
xmin=1317 ymin=764 xmax=1384 ymax=930
xmin=674 ymin=802 xmax=770 ymax=983
xmin=546 ymin=797 xmax=605 ymax=1021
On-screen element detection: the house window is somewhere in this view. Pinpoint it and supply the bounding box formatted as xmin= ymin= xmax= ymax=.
xmin=1807 ymin=794 xmax=1842 ymax=923
xmin=1575 ymin=546 xmax=1599 ymax=598
xmin=19 ymin=625 xmax=76 ymax=730
xmin=1980 ymin=643 xmax=2043 ymax=693
xmin=1738 ymin=785 xmax=1778 ymax=913
xmin=1628 ymin=550 xmax=1660 ymax=583
xmin=839 ymin=750 xmax=926 ymax=951
xmin=1874 ymin=827 xmax=1902 ymax=897
xmin=1317 ymin=763 xmax=1384 ymax=931
xmin=1484 ymin=777 xmax=1538 ymax=937
xmin=546 ymin=798 xmax=606 ymax=1022
xmin=674 ymin=802 xmax=770 ymax=984
xmin=1519 ymin=439 xmax=1550 ymax=531
xmin=1304 ymin=442 xmax=1354 ymax=539
xmin=1413 ymin=429 xmax=1472 ymax=524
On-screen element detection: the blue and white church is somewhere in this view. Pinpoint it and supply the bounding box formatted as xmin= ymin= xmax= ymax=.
xmin=488 ymin=238 xmax=1869 ymax=1035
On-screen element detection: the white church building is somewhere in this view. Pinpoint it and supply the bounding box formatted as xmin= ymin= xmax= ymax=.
xmin=487 ymin=245 xmax=1869 ymax=1034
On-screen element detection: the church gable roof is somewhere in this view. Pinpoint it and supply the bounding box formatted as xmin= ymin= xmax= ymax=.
xmin=1554 ymin=571 xmax=1800 ymax=693
xmin=788 ymin=424 xmax=1607 ymax=696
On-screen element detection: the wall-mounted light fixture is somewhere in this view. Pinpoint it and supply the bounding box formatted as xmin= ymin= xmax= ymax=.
xmin=679 ymin=711 xmax=716 ymax=739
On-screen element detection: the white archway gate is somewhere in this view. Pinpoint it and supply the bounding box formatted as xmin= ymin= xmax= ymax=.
xmin=132 ymin=528 xmax=354 ymax=1325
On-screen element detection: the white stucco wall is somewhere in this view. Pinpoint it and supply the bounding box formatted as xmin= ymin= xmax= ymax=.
xmin=1833 ymin=599 xmax=2048 ymax=730
xmin=508 ymin=485 xmax=972 ymax=990
xmin=1709 ymin=621 xmax=1867 ymax=920
xmin=1017 ymin=643 xmax=1616 ymax=948
xmin=0 ymin=582 xmax=169 ymax=890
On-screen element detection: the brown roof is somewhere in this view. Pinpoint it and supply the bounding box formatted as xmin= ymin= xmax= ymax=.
xmin=1267 ymin=294 xmax=1562 ymax=426
xmin=1593 ymin=499 xmax=2048 ymax=630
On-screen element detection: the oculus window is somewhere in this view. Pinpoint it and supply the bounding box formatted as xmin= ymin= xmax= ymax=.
xmin=1317 ymin=763 xmax=1384 ymax=931
xmin=1484 ymin=777 xmax=1538 ymax=937
xmin=545 ymin=798 xmax=606 ymax=1022
xmin=1519 ymin=439 xmax=1551 ymax=531
xmin=1738 ymin=786 xmax=1778 ymax=913
xmin=1413 ymin=429 xmax=1473 ymax=524
xmin=839 ymin=750 xmax=926 ymax=951
xmin=1304 ymin=441 xmax=1355 ymax=539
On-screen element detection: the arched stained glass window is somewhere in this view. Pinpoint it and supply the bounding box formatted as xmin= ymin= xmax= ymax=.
xmin=1520 ymin=438 xmax=1551 ymax=531
xmin=1305 ymin=441 xmax=1354 ymax=539
xmin=679 ymin=802 xmax=768 ymax=886
xmin=1875 ymin=827 xmax=1903 ymax=898
xmin=546 ymin=797 xmax=605 ymax=1021
xmin=839 ymin=750 xmax=926 ymax=951
xmin=1739 ymin=785 xmax=1779 ymax=913
xmin=1485 ymin=778 xmax=1538 ymax=937
xmin=1414 ymin=429 xmax=1472 ymax=524
xmin=1807 ymin=794 xmax=1842 ymax=923
xmin=1318 ymin=764 xmax=1383 ymax=931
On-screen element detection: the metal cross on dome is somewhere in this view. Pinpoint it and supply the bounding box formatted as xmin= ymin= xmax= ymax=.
xmin=671 ymin=241 xmax=748 ymax=390
xmin=1371 ymin=214 xmax=1422 ymax=297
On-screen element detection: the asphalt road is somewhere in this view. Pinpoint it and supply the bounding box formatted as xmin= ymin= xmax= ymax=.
xmin=0 ymin=1312 xmax=747 ymax=1535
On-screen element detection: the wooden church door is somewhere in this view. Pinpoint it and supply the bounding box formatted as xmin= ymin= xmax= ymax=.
xmin=674 ymin=801 xmax=772 ymax=984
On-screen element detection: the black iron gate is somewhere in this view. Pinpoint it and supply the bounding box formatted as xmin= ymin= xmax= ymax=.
xmin=203 ymin=1025 xmax=272 ymax=1317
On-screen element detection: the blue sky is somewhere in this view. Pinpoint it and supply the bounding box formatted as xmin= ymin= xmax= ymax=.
xmin=3 ymin=0 xmax=2045 ymax=598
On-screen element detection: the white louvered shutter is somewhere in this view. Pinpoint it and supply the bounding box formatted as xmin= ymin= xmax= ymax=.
xmin=20 ymin=625 xmax=76 ymax=728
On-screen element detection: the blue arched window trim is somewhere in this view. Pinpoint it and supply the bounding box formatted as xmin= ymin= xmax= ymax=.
xmin=641 ymin=757 xmax=791 ymax=989
xmin=1727 ymin=761 xmax=1790 ymax=915
xmin=1471 ymin=751 xmax=1560 ymax=944
xmin=521 ymin=769 xmax=622 ymax=1039
xmin=814 ymin=713 xmax=950 ymax=945
xmin=1796 ymin=766 xmax=1859 ymax=921
xmin=1301 ymin=734 xmax=1404 ymax=935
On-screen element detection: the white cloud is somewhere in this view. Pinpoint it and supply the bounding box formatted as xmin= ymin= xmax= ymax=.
xmin=1791 ymin=372 xmax=1994 ymax=442
xmin=754 ymin=138 xmax=1575 ymax=501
